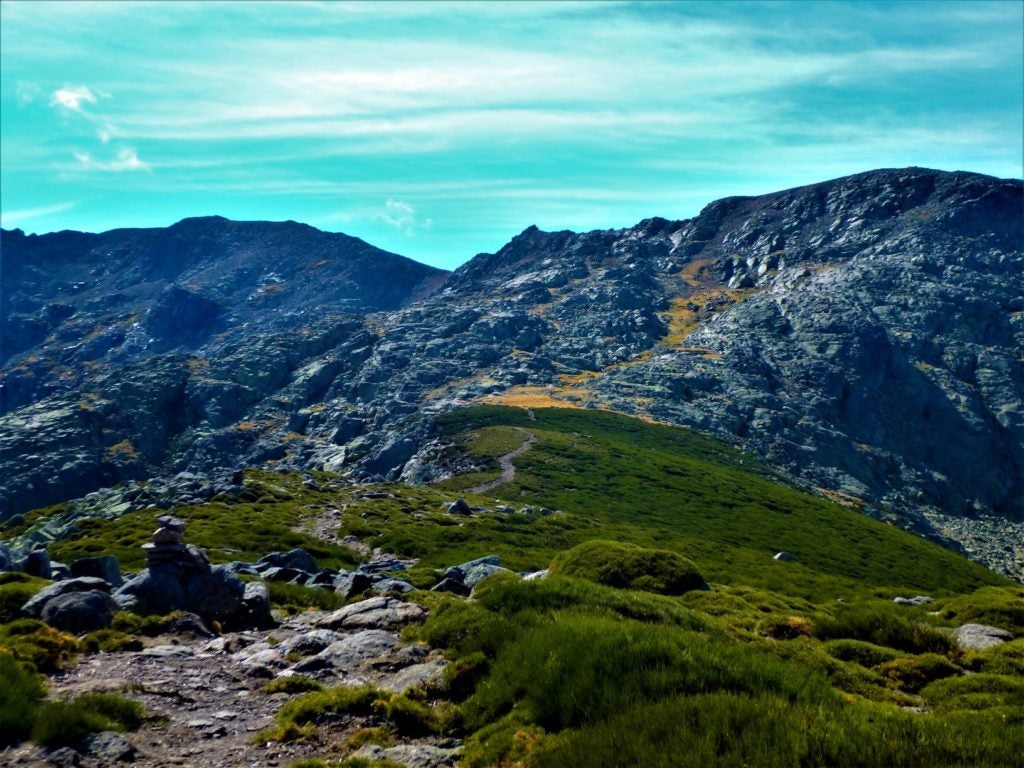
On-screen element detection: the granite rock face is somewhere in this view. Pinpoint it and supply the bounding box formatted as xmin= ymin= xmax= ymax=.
xmin=2 ymin=168 xmax=1021 ymax=577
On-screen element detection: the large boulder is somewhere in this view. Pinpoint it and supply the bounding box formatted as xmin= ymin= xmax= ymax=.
xmin=20 ymin=548 xmax=52 ymax=579
xmin=70 ymin=555 xmax=123 ymax=587
xmin=42 ymin=590 xmax=118 ymax=633
xmin=23 ymin=576 xmax=111 ymax=617
xmin=954 ymin=623 xmax=1013 ymax=651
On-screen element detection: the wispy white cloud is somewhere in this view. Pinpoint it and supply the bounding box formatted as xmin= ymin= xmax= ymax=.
xmin=1 ymin=201 xmax=76 ymax=227
xmin=377 ymin=198 xmax=432 ymax=235
xmin=73 ymin=147 xmax=150 ymax=172
xmin=51 ymin=85 xmax=98 ymax=112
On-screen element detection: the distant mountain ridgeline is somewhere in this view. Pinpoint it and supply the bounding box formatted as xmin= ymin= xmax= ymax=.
xmin=1 ymin=168 xmax=1022 ymax=578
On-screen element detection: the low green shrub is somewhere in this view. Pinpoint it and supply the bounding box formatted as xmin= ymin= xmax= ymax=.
xmin=464 ymin=614 xmax=834 ymax=732
xmin=459 ymin=708 xmax=545 ymax=768
xmin=526 ymin=692 xmax=1024 ymax=768
xmin=110 ymin=611 xmax=173 ymax=636
xmin=259 ymin=685 xmax=383 ymax=741
xmin=813 ymin=603 xmax=955 ymax=655
xmin=342 ymin=725 xmax=395 ymax=750
xmin=473 ymin=573 xmax=709 ymax=631
xmin=938 ymin=586 xmax=1024 ymax=632
xmin=372 ymin=694 xmax=438 ymax=736
xmin=758 ymin=614 xmax=814 ymax=640
xmin=878 ymin=654 xmax=961 ymax=693
xmin=969 ymin=639 xmax=1024 ymax=676
xmin=550 ymin=540 xmax=707 ymax=595
xmin=441 ymin=651 xmax=489 ymax=700
xmin=762 ymin=639 xmax=892 ymax=702
xmin=262 ymin=675 xmax=325 ymax=695
xmin=0 ymin=654 xmax=46 ymax=746
xmin=81 ymin=629 xmax=144 ymax=654
xmin=0 ymin=619 xmax=79 ymax=672
xmin=823 ymin=639 xmax=903 ymax=667
xmin=921 ymin=673 xmax=1024 ymax=712
xmin=0 ymin=574 xmax=49 ymax=623
xmin=31 ymin=692 xmax=144 ymax=747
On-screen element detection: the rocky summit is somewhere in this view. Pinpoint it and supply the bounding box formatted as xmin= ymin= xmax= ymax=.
xmin=2 ymin=167 xmax=1022 ymax=577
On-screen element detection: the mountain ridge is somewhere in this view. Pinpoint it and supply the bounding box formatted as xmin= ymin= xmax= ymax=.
xmin=2 ymin=166 xmax=1022 ymax=578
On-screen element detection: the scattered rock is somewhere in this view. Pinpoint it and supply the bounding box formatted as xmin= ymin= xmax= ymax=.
xmin=893 ymin=595 xmax=933 ymax=606
xmin=82 ymin=731 xmax=135 ymax=762
xmin=430 ymin=577 xmax=470 ymax=596
xmin=114 ymin=518 xmax=253 ymax=627
xmin=446 ymin=498 xmax=472 ymax=515
xmin=0 ymin=543 xmax=13 ymax=572
xmin=954 ymin=623 xmax=1013 ymax=651
xmin=290 ymin=629 xmax=403 ymax=677
xmin=276 ymin=629 xmax=344 ymax=657
xmin=317 ymin=596 xmax=427 ymax=630
xmin=353 ymin=743 xmax=460 ymax=768
xmin=444 ymin=555 xmax=514 ymax=590
xmin=241 ymin=581 xmax=275 ymax=630
xmin=256 ymin=548 xmax=318 ymax=574
xmin=378 ymin=659 xmax=448 ymax=694
xmin=334 ymin=570 xmax=374 ymax=599
xmin=371 ymin=578 xmax=417 ymax=595
xmin=140 ymin=644 xmax=197 ymax=658
xmin=44 ymin=747 xmax=81 ymax=768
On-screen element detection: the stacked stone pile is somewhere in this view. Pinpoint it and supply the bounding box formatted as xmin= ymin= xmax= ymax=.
xmin=115 ymin=516 xmax=273 ymax=629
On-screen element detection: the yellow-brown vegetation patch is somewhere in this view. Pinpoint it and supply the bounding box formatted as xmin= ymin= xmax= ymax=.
xmin=106 ymin=440 xmax=139 ymax=460
xmin=479 ymin=387 xmax=588 ymax=410
xmin=679 ymin=256 xmax=717 ymax=287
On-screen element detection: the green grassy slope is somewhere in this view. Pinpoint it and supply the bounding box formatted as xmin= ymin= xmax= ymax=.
xmin=5 ymin=405 xmax=1022 ymax=766
xmin=426 ymin=406 xmax=1003 ymax=599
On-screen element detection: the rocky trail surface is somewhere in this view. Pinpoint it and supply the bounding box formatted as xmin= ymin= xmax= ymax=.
xmin=1 ymin=599 xmax=459 ymax=768
xmin=466 ymin=429 xmax=536 ymax=494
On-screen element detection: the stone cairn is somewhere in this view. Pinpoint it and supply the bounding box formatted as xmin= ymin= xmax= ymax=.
xmin=143 ymin=515 xmax=210 ymax=572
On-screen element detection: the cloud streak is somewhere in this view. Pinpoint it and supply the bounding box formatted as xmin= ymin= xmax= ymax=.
xmin=1 ymin=201 xmax=76 ymax=227
xmin=73 ymin=147 xmax=150 ymax=172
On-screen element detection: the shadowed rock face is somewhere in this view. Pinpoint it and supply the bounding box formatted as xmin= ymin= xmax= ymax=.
xmin=1 ymin=168 xmax=1021 ymax=574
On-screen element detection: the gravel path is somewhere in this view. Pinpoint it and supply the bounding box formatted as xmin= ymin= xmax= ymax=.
xmin=466 ymin=430 xmax=536 ymax=494
xmin=3 ymin=612 xmax=354 ymax=768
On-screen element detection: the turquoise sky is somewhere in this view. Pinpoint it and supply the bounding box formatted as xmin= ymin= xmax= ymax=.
xmin=2 ymin=0 xmax=1021 ymax=269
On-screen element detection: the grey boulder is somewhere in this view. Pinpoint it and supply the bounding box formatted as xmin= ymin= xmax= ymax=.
xmin=954 ymin=623 xmax=1013 ymax=651
xmin=318 ymin=596 xmax=427 ymax=630
xmin=41 ymin=590 xmax=118 ymax=633
xmin=70 ymin=555 xmax=123 ymax=587
xmin=23 ymin=576 xmax=111 ymax=617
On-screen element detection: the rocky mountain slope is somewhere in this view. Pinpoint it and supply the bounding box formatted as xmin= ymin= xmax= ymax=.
xmin=2 ymin=167 xmax=1022 ymax=576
